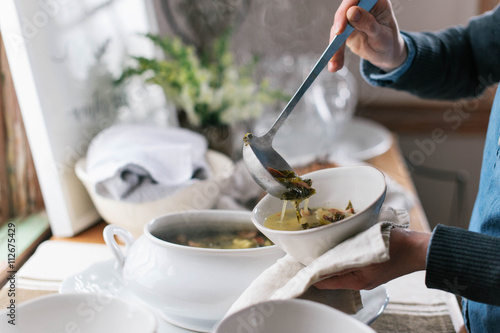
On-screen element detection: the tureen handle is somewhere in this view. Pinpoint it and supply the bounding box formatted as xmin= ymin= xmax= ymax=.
xmin=103 ymin=225 xmax=136 ymax=270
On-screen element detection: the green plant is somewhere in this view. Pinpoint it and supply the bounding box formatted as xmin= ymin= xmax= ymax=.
xmin=116 ymin=32 xmax=286 ymax=128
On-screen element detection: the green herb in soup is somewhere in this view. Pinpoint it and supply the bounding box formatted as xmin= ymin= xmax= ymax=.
xmin=267 ymin=167 xmax=316 ymax=201
xmin=168 ymin=229 xmax=273 ymax=249
xmin=266 ymin=167 xmax=317 ymax=221
xmin=264 ymin=201 xmax=356 ymax=231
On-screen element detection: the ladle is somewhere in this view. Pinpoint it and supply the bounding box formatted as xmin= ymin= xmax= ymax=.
xmin=243 ymin=0 xmax=378 ymax=198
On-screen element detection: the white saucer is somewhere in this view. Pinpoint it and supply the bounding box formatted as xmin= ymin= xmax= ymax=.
xmin=60 ymin=259 xmax=389 ymax=332
xmin=328 ymin=117 xmax=393 ymax=162
xmin=59 ymin=259 xmax=192 ymax=333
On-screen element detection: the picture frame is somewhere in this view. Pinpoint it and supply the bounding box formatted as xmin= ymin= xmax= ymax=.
xmin=0 ymin=0 xmax=160 ymax=236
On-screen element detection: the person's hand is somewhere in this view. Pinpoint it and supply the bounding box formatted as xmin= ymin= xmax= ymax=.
xmin=328 ymin=0 xmax=407 ymax=73
xmin=314 ymin=228 xmax=430 ymax=290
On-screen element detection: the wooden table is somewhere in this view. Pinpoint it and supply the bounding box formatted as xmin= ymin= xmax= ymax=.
xmin=368 ymin=137 xmax=430 ymax=233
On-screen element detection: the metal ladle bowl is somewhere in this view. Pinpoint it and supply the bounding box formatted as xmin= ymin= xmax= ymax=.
xmin=243 ymin=0 xmax=377 ymax=198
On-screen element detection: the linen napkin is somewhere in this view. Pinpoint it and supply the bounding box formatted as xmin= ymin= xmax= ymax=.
xmin=225 ymin=207 xmax=409 ymax=317
xmin=371 ymin=271 xmax=464 ymax=332
xmin=86 ymin=124 xmax=211 ymax=203
xmin=215 ymin=160 xmax=265 ymax=211
xmin=16 ymin=241 xmax=114 ymax=291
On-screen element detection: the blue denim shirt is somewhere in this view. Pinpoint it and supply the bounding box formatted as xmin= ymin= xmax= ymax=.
xmin=465 ymin=87 xmax=500 ymax=332
xmin=362 ymin=29 xmax=500 ymax=333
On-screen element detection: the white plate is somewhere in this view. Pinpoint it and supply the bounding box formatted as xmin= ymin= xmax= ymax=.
xmin=328 ymin=117 xmax=393 ymax=162
xmin=274 ymin=117 xmax=392 ymax=167
xmin=60 ymin=259 xmax=389 ymax=332
xmin=0 ymin=293 xmax=157 ymax=333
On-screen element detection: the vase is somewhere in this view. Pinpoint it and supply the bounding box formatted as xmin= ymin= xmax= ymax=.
xmin=199 ymin=124 xmax=233 ymax=158
xmin=177 ymin=109 xmax=234 ymax=159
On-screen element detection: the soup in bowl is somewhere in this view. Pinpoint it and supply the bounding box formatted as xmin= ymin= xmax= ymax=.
xmin=103 ymin=210 xmax=285 ymax=332
xmin=252 ymin=165 xmax=386 ymax=265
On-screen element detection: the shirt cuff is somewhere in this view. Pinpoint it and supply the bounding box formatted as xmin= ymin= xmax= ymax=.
xmin=360 ymin=32 xmax=416 ymax=87
xmin=425 ymin=224 xmax=500 ymax=306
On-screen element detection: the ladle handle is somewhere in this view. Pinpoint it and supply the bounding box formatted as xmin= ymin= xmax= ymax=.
xmin=266 ymin=0 xmax=378 ymax=139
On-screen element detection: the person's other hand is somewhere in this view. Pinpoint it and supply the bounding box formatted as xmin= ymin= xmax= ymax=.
xmin=328 ymin=0 xmax=407 ymax=73
xmin=314 ymin=228 xmax=430 ymax=290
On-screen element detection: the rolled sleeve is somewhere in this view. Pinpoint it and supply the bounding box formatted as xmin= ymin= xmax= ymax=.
xmin=360 ymin=33 xmax=416 ymax=87
xmin=425 ymin=224 xmax=500 ymax=306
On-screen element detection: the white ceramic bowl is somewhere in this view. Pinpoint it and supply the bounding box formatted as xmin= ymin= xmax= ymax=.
xmin=0 ymin=293 xmax=156 ymax=333
xmin=252 ymin=165 xmax=386 ymax=265
xmin=104 ymin=210 xmax=285 ymax=332
xmin=75 ymin=150 xmax=234 ymax=237
xmin=213 ymin=299 xmax=376 ymax=333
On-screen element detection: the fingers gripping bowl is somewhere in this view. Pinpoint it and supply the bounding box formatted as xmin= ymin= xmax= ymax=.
xmin=251 ymin=165 xmax=387 ymax=265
